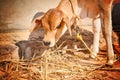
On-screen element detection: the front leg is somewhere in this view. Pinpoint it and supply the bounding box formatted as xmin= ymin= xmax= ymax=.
xmin=90 ymin=18 xmax=101 ymax=58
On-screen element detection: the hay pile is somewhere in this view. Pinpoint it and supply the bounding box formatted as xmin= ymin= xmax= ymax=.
xmin=0 ymin=46 xmax=106 ymax=80
xmin=0 ymin=29 xmax=120 ymax=80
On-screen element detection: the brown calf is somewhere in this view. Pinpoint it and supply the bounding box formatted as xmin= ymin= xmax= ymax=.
xmin=30 ymin=0 xmax=114 ymax=65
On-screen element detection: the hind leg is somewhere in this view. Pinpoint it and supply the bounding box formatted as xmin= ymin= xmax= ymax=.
xmin=102 ymin=10 xmax=114 ymax=65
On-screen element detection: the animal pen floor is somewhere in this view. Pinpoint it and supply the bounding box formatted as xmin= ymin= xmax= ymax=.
xmin=0 ymin=27 xmax=120 ymax=80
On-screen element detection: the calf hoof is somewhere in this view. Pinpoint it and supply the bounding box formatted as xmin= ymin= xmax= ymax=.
xmin=106 ymin=60 xmax=114 ymax=66
xmin=101 ymin=64 xmax=113 ymax=68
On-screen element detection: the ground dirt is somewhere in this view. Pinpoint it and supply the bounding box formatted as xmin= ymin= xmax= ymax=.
xmin=0 ymin=27 xmax=120 ymax=80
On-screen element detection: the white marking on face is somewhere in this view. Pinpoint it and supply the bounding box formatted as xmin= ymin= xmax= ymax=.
xmin=56 ymin=24 xmax=67 ymax=42
xmin=43 ymin=24 xmax=67 ymax=47
xmin=43 ymin=30 xmax=57 ymax=47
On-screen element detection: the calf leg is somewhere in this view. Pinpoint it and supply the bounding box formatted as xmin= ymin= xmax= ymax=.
xmin=102 ymin=9 xmax=114 ymax=65
xmin=90 ymin=18 xmax=101 ymax=58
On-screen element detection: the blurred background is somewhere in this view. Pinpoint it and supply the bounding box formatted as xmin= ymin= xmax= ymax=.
xmin=0 ymin=0 xmax=60 ymax=30
xmin=0 ymin=0 xmax=119 ymax=44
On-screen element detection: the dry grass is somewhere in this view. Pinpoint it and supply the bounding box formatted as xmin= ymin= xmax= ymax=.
xmin=0 ymin=29 xmax=120 ymax=80
xmin=0 ymin=47 xmax=106 ymax=80
xmin=0 ymin=39 xmax=107 ymax=80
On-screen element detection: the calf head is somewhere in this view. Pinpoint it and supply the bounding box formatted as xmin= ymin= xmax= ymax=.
xmin=31 ymin=9 xmax=72 ymax=47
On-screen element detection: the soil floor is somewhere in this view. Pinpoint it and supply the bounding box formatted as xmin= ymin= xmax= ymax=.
xmin=0 ymin=27 xmax=120 ymax=80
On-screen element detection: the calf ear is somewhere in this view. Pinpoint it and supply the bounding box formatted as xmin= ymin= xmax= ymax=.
xmin=29 ymin=19 xmax=42 ymax=32
xmin=63 ymin=17 xmax=72 ymax=36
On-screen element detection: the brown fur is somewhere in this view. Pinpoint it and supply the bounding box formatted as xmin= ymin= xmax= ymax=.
xmin=30 ymin=0 xmax=114 ymax=65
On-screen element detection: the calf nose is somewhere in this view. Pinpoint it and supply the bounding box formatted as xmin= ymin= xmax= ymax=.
xmin=43 ymin=41 xmax=50 ymax=46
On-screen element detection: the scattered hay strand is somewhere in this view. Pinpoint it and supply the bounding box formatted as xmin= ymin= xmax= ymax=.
xmin=0 ymin=41 xmax=118 ymax=80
